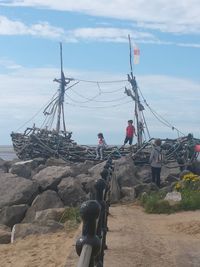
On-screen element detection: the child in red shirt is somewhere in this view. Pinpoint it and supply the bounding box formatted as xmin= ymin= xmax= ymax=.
xmin=124 ymin=120 xmax=135 ymax=145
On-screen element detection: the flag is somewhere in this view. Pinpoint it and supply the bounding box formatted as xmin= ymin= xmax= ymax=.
xmin=133 ymin=46 xmax=140 ymax=65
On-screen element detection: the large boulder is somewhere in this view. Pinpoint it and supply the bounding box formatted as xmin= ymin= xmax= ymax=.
xmin=0 ymin=224 xmax=11 ymax=244
xmin=10 ymin=158 xmax=46 ymax=179
xmin=10 ymin=161 xmax=32 ymax=179
xmin=0 ymin=204 xmax=28 ymax=227
xmin=76 ymin=174 xmax=96 ymax=195
xmin=1 ymin=159 xmax=17 ymax=173
xmin=72 ymin=161 xmax=95 ymax=176
xmin=12 ymin=221 xmax=64 ymax=240
xmin=161 ymin=163 xmax=180 ymax=179
xmin=88 ymin=161 xmax=106 ymax=178
xmin=58 ymin=177 xmax=87 ymax=206
xmin=135 ymin=165 xmax=152 ymax=183
xmin=134 ymin=183 xmax=158 ymax=198
xmin=35 ymin=208 xmax=66 ymax=223
xmin=0 ymin=174 xmax=39 ymax=208
xmin=121 ymin=187 xmax=136 ymax=202
xmin=165 ymin=174 xmax=179 ymax=184
xmin=114 ymin=156 xmax=139 ymax=187
xmin=45 ymin=157 xmax=69 ymax=167
xmin=32 ymin=166 xmax=72 ymax=191
xmin=23 ymin=190 xmax=64 ymax=223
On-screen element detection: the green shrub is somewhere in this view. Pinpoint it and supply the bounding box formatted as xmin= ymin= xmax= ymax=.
xmin=180 ymin=189 xmax=200 ymax=210
xmin=140 ymin=188 xmax=200 ymax=214
xmin=140 ymin=192 xmax=174 ymax=214
xmin=59 ymin=207 xmax=81 ymax=224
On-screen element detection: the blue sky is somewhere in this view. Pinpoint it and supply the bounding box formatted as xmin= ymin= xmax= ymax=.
xmin=0 ymin=0 xmax=200 ymax=145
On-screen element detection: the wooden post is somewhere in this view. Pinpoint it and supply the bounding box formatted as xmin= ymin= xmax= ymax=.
xmin=76 ymin=200 xmax=101 ymax=267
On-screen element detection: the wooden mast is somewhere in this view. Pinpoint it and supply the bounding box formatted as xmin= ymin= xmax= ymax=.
xmin=125 ymin=35 xmax=146 ymax=147
xmin=54 ymin=43 xmax=72 ymax=133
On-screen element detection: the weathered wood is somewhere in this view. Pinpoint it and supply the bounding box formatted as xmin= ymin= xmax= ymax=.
xmin=77 ymin=244 xmax=92 ymax=267
xmin=11 ymin=127 xmax=130 ymax=162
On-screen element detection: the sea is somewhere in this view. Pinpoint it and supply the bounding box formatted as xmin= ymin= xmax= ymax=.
xmin=0 ymin=145 xmax=17 ymax=161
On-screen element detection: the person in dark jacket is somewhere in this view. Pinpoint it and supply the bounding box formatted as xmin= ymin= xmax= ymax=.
xmin=123 ymin=120 xmax=136 ymax=145
xmin=149 ymin=138 xmax=162 ymax=187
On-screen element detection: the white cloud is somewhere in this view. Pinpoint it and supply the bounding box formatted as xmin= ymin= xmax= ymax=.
xmin=0 ymin=16 xmax=64 ymax=38
xmin=67 ymin=27 xmax=157 ymax=44
xmin=1 ymin=0 xmax=200 ymax=34
xmin=0 ymin=59 xmax=22 ymax=69
xmin=0 ymin=64 xmax=200 ymax=144
xmin=1 ymin=16 xmax=199 ymax=48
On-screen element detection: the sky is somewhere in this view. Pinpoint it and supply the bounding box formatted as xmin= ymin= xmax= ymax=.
xmin=0 ymin=0 xmax=200 ymax=145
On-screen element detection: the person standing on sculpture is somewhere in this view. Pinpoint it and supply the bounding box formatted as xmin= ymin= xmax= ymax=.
xmin=123 ymin=120 xmax=136 ymax=145
xmin=96 ymin=133 xmax=107 ymax=160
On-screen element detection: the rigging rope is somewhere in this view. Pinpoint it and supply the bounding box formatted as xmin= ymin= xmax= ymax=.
xmin=137 ymin=86 xmax=185 ymax=136
xmin=15 ymin=91 xmax=58 ymax=132
xmin=66 ymin=93 xmax=128 ymax=104
xmin=65 ymin=100 xmax=132 ymax=109
xmin=73 ymin=78 xmax=127 ymax=84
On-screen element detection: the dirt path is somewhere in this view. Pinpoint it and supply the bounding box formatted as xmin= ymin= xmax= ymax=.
xmin=104 ymin=204 xmax=200 ymax=267
xmin=0 ymin=205 xmax=200 ymax=266
xmin=0 ymin=229 xmax=79 ymax=267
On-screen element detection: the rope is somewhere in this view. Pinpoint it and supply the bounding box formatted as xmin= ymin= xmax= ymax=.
xmin=74 ymin=78 xmax=127 ymax=84
xmin=65 ymin=100 xmax=132 ymax=109
xmin=15 ymin=91 xmax=58 ymax=132
xmin=137 ymin=86 xmax=185 ymax=136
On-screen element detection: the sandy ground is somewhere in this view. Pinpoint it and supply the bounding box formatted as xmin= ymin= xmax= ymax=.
xmin=1 ymin=205 xmax=200 ymax=267
xmin=0 ymin=228 xmax=79 ymax=267
xmin=105 ymin=204 xmax=200 ymax=267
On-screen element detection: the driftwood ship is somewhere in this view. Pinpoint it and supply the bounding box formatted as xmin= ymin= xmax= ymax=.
xmin=11 ymin=41 xmax=200 ymax=165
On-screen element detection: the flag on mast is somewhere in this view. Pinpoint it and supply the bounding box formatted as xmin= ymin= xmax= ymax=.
xmin=133 ymin=45 xmax=140 ymax=65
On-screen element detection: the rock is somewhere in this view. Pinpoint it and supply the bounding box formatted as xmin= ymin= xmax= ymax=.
xmin=159 ymin=185 xmax=173 ymax=195
xmin=10 ymin=161 xmax=32 ymax=179
xmin=72 ymin=161 xmax=95 ymax=176
xmin=0 ymin=224 xmax=11 ymax=244
xmin=161 ymin=164 xmax=180 ymax=179
xmin=76 ymin=174 xmax=96 ymax=194
xmin=114 ymin=156 xmax=139 ymax=187
xmin=110 ymin=173 xmax=121 ymax=203
xmin=32 ymin=166 xmax=72 ymax=191
xmin=88 ymin=161 xmax=106 ymax=178
xmin=165 ymin=174 xmax=179 ymax=183
xmin=121 ymin=187 xmax=136 ymax=202
xmin=58 ymin=177 xmax=87 ymax=206
xmin=0 ymin=174 xmax=39 ymax=208
xmin=45 ymin=157 xmax=69 ymax=167
xmin=164 ymin=191 xmax=182 ymax=206
xmin=10 ymin=159 xmax=46 ymax=179
xmin=136 ymin=165 xmax=151 ymax=183
xmin=23 ymin=190 xmax=64 ymax=223
xmin=134 ymin=183 xmax=158 ymax=198
xmin=0 ymin=204 xmax=28 ymax=227
xmin=13 ymin=221 xmax=64 ymax=240
xmin=35 ymin=208 xmax=66 ymax=223
xmin=31 ymin=164 xmax=46 ymax=176
xmin=1 ymin=160 xmax=12 ymax=173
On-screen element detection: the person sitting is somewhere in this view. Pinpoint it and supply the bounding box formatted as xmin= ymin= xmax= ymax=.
xmin=96 ymin=133 xmax=107 ymax=160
